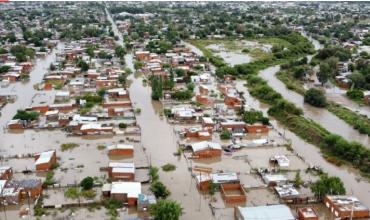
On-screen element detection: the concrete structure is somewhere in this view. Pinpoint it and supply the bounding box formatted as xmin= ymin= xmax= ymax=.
xmin=108 ymin=144 xmax=134 ymax=156
xmin=108 ymin=162 xmax=135 ymax=181
xmin=297 ymin=207 xmax=319 ymax=220
xmin=324 ymin=195 xmax=370 ymax=219
xmin=190 ymin=141 xmax=222 ymax=158
xmin=107 ymin=182 xmax=141 ymax=206
xmin=220 ymin=183 xmax=247 ymax=203
xmin=34 ymin=150 xmax=57 ymax=171
xmin=234 ymin=204 xmax=295 ymax=220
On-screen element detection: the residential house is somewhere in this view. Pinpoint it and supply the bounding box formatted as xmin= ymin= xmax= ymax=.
xmin=34 ymin=150 xmax=57 ymax=171
xmin=108 ymin=162 xmax=135 ymax=181
xmin=324 ymin=195 xmax=370 ymax=219
xmin=108 ymin=144 xmax=134 ymax=156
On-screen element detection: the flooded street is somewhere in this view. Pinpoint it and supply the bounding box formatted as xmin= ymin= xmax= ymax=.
xmin=0 ymin=43 xmax=64 ymax=131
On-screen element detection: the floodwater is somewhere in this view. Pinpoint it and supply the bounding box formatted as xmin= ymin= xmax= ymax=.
xmin=260 ymin=65 xmax=370 ymax=146
xmin=183 ymin=42 xmax=370 ymax=210
xmin=206 ymin=44 xmax=253 ymax=66
xmin=0 ymin=43 xmax=64 ymax=131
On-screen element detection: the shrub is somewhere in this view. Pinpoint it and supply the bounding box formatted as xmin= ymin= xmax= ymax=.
xmin=60 ymin=143 xmax=79 ymax=151
xmin=172 ymin=90 xmax=193 ymax=100
xmin=150 ymin=181 xmax=170 ymax=199
xmin=161 ymin=163 xmax=176 ymax=172
xmin=311 ymin=174 xmax=346 ymax=199
xmin=44 ymin=171 xmax=55 ymax=186
xmin=149 ymin=166 xmax=159 ymax=182
xmin=220 ymin=130 xmax=232 ymax=140
xmin=304 ymin=88 xmax=327 ymax=107
xmin=80 ymin=176 xmax=94 ymax=190
xmin=80 ymin=189 xmax=96 ymax=199
xmin=118 ymin=123 xmax=127 ymax=129
xmin=64 ymin=187 xmax=79 ymax=199
xmin=13 ymin=110 xmax=39 ymax=121
xmin=149 ymin=199 xmax=183 ymax=220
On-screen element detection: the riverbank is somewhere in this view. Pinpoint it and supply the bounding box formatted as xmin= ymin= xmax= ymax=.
xmin=277 ymin=68 xmax=370 ymax=136
xmin=189 ymin=38 xmax=370 ymax=178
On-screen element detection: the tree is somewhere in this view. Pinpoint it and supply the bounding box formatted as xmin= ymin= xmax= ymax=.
xmin=13 ymin=110 xmax=39 ymax=121
xmin=220 ymin=130 xmax=232 ymax=140
xmin=115 ymin=45 xmax=126 ymax=58
xmin=186 ymin=82 xmax=195 ymax=92
xmin=311 ymin=174 xmax=346 ymax=199
xmin=80 ymin=177 xmax=94 ymax=190
xmin=150 ymin=181 xmax=170 ymax=199
xmin=293 ymin=172 xmax=303 ymax=188
xmin=134 ymin=61 xmax=143 ymax=70
xmin=149 ymin=199 xmax=183 ymax=220
xmin=317 ymin=62 xmax=331 ymax=85
xmin=346 ymin=89 xmax=364 ymax=101
xmin=243 ymin=110 xmax=263 ymax=124
xmin=77 ymin=59 xmax=89 ymax=72
xmin=151 ymin=76 xmax=163 ymax=100
xmin=304 ymin=88 xmax=327 ymax=107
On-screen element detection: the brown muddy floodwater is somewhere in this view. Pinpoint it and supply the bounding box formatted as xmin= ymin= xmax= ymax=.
xmin=184 ymin=39 xmax=370 ymax=210
xmin=125 ymin=55 xmax=215 ymax=219
xmin=259 ymin=65 xmax=370 ymax=146
xmin=183 ymin=41 xmax=370 ymax=211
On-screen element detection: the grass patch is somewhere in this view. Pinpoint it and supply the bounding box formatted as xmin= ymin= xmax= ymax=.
xmin=327 ymin=102 xmax=370 ymax=136
xmin=276 ymin=71 xmax=306 ymax=95
xmin=80 ymin=189 xmax=97 ymax=199
xmin=64 ymin=187 xmax=79 ymax=199
xmin=61 ymin=143 xmax=79 ymax=151
xmin=97 ymin=145 xmax=106 ymax=150
xmin=161 ymin=163 xmax=176 ymax=172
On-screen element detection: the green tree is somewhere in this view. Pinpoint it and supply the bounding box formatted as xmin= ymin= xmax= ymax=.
xmin=115 ymin=45 xmax=126 ymax=58
xmin=13 ymin=110 xmax=39 ymax=121
xmin=311 ymin=174 xmax=346 ymax=199
xmin=77 ymin=59 xmax=89 ymax=72
xmin=220 ymin=130 xmax=232 ymax=140
xmin=134 ymin=61 xmax=143 ymax=70
xmin=80 ymin=177 xmax=94 ymax=190
xmin=149 ymin=199 xmax=183 ymax=220
xmin=151 ymin=76 xmax=163 ymax=100
xmin=150 ymin=181 xmax=170 ymax=199
xmin=304 ymin=88 xmax=327 ymax=107
xmin=318 ymin=62 xmax=331 ymax=85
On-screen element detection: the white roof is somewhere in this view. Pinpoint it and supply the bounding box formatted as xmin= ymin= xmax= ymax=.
xmin=263 ymin=174 xmax=287 ymax=184
xmin=56 ymin=91 xmax=70 ymax=97
xmin=109 ymin=162 xmax=134 ymax=169
xmin=73 ymin=114 xmax=97 ymax=122
xmin=191 ymin=141 xmax=222 ymax=152
xmin=45 ymin=110 xmax=59 ymax=116
xmin=271 ymin=155 xmax=290 ymax=167
xmin=35 ymin=150 xmax=55 ymax=165
xmin=108 ymin=144 xmax=134 ymax=150
xmin=107 ymin=88 xmax=127 ymax=95
xmin=80 ymin=123 xmax=102 ymax=130
xmin=110 ymin=182 xmax=141 ymax=198
xmin=237 ymin=205 xmax=295 ymax=220
xmin=112 ymin=167 xmax=135 ymax=174
xmin=211 ymin=172 xmax=238 ymax=184
xmin=275 ymin=184 xmax=299 ymax=198
xmin=202 ymin=117 xmax=214 ymax=124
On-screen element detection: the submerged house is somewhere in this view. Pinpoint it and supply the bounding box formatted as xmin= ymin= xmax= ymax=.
xmin=189 ymin=141 xmax=222 ymax=158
